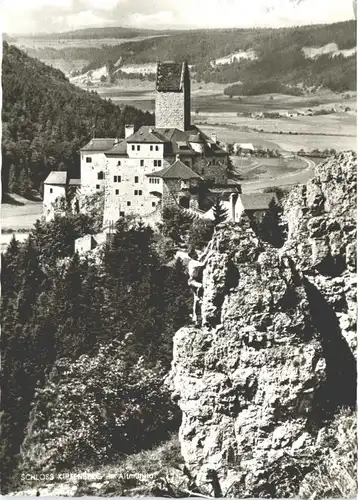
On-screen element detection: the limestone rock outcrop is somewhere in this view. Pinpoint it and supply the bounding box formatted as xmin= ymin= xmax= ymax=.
xmin=168 ymin=152 xmax=356 ymax=497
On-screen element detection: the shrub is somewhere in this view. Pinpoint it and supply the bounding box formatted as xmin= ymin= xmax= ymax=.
xmin=19 ymin=338 xmax=178 ymax=472
xmin=188 ymin=219 xmax=215 ymax=251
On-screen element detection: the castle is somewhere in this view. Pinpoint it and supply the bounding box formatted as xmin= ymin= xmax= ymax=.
xmin=43 ymin=61 xmax=236 ymax=227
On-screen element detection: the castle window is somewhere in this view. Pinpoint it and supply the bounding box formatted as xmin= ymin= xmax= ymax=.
xmin=50 ymin=188 xmax=53 ymax=194
xmin=131 ymin=145 xmax=135 ymax=151
xmin=139 ymin=190 xmax=142 ymax=195
xmin=152 ymin=202 xmax=156 ymax=207
xmin=150 ymin=145 xmax=153 ymax=151
xmin=114 ymin=175 xmax=121 ymax=182
xmin=134 ymin=190 xmax=138 ymax=195
xmin=96 ymin=185 xmax=100 ymax=189
xmin=154 ymin=160 xmax=158 ymax=166
xmin=117 ymin=160 xmax=121 ymax=166
xmin=127 ymin=201 xmax=131 ymax=206
xmin=115 ymin=189 xmax=119 ymax=195
xmin=155 ymin=145 xmax=159 ymax=151
xmin=86 ymin=157 xmax=92 ymax=163
xmin=97 ymin=171 xmax=104 ymax=180
xmin=135 ymin=176 xmax=139 ymax=183
xmin=137 ymin=145 xmax=140 ymax=151
xmin=158 ymin=160 xmax=162 ymax=167
xmin=120 ymin=211 xmax=125 ymax=217
xmin=140 ymin=160 xmax=144 ymax=166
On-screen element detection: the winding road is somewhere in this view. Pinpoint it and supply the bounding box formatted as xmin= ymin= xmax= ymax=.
xmin=239 ymin=156 xmax=316 ymax=193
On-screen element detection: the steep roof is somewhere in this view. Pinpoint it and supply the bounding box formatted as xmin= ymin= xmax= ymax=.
xmin=240 ymin=193 xmax=276 ymax=210
xmin=126 ymin=126 xmax=167 ymax=143
xmin=105 ymin=139 xmax=128 ymax=156
xmin=156 ymin=62 xmax=184 ymax=91
xmin=97 ymin=125 xmax=227 ymax=157
xmin=147 ymin=160 xmax=202 ymax=180
xmin=44 ymin=171 xmax=67 ymax=185
xmin=81 ymin=138 xmax=116 ymax=152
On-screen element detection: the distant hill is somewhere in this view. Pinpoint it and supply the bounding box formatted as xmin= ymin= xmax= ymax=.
xmin=24 ymin=26 xmax=173 ymax=40
xmin=1 ymin=42 xmax=154 ymax=197
xmin=73 ymin=21 xmax=355 ymax=92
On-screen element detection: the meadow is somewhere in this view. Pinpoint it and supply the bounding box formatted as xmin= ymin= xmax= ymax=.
xmin=94 ymin=83 xmax=356 ymax=151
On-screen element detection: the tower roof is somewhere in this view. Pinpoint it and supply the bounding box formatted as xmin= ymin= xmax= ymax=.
xmin=44 ymin=171 xmax=67 ymax=185
xmin=156 ymin=62 xmax=186 ymax=91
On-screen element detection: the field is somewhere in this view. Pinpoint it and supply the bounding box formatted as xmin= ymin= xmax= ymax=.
xmin=94 ymin=83 xmax=357 ymax=152
xmin=1 ymin=195 xmax=42 ymax=252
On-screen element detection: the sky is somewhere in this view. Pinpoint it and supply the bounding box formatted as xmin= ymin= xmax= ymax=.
xmin=1 ymin=0 xmax=356 ymax=35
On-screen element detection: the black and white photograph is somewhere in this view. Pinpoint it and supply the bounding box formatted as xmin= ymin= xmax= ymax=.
xmin=1 ymin=0 xmax=357 ymax=497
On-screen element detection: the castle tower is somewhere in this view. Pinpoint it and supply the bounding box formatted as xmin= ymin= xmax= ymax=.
xmin=155 ymin=61 xmax=191 ymax=131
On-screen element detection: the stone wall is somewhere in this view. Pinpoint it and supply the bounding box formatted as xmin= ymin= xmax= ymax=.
xmin=155 ymin=91 xmax=187 ymax=130
xmin=192 ymin=157 xmax=228 ymax=184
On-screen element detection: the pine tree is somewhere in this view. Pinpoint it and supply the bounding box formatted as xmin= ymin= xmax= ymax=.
xmin=17 ymin=168 xmax=30 ymax=198
xmin=213 ymin=196 xmax=228 ymax=225
xmin=8 ymin=164 xmax=17 ymax=193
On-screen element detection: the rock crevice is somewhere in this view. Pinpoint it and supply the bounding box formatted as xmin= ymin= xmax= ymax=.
xmin=168 ymin=152 xmax=356 ymax=496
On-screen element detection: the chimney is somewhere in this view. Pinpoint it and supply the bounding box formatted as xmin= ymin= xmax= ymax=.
xmin=176 ymin=154 xmax=180 ymax=161
xmin=125 ymin=125 xmax=134 ymax=139
xmin=211 ymin=132 xmax=217 ymax=144
xmin=114 ymin=137 xmax=120 ymax=145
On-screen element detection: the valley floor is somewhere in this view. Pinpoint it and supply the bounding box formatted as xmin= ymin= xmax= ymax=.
xmin=1 ymin=194 xmax=42 ymax=252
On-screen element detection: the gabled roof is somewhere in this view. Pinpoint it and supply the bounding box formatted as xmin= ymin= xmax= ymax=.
xmin=105 ymin=140 xmax=128 ymax=156
xmin=147 ymin=160 xmax=202 ymax=180
xmin=240 ymin=193 xmax=276 ymax=210
xmin=126 ymin=126 xmax=167 ymax=143
xmin=81 ymin=138 xmax=116 ymax=152
xmin=44 ymin=171 xmax=67 ymax=185
xmin=156 ymin=62 xmax=184 ymax=91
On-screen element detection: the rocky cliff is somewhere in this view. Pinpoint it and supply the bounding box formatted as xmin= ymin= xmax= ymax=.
xmin=168 ymin=152 xmax=356 ymax=497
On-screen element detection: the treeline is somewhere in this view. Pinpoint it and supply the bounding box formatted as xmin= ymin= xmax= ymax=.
xmin=68 ymin=20 xmax=357 ymax=92
xmin=1 ymin=214 xmax=191 ymax=491
xmin=200 ymin=50 xmax=355 ymax=92
xmin=1 ymin=42 xmax=154 ymax=197
xmin=224 ymin=79 xmax=304 ymax=97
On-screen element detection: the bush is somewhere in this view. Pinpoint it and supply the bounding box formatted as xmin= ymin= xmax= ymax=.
xmin=188 ymin=219 xmax=214 ymax=251
xmin=153 ymin=236 xmax=177 ymax=261
xmin=19 ymin=338 xmax=178 ymax=472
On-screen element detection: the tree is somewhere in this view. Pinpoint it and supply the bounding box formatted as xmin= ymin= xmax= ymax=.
xmin=212 ymin=197 xmax=228 ymax=225
xmin=188 ymin=218 xmax=214 ymax=251
xmin=8 ymin=164 xmax=17 ymax=193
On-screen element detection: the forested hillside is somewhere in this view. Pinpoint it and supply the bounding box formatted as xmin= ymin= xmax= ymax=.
xmin=70 ymin=21 xmax=356 ymax=92
xmin=1 ymin=42 xmax=154 ymax=197
xmin=1 ymin=214 xmax=192 ymax=492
